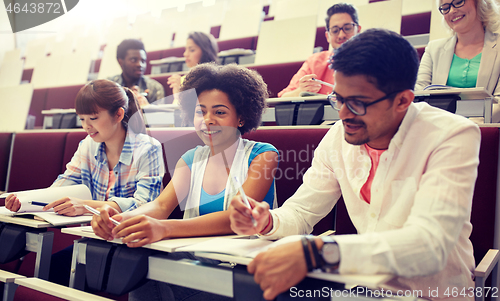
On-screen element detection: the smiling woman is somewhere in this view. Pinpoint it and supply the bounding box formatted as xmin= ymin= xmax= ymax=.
xmin=5 ymin=79 xmax=165 ymax=286
xmin=415 ymin=0 xmax=500 ymax=121
xmin=168 ymin=32 xmax=219 ymax=100
xmin=90 ymin=63 xmax=279 ymax=301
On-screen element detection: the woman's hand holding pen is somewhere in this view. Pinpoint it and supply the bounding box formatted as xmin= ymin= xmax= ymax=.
xmin=43 ymin=197 xmax=87 ymax=216
xmin=91 ymin=204 xmax=124 ymax=241
xmin=111 ymin=215 xmax=169 ymax=248
xmin=229 ymin=195 xmax=272 ymax=235
xmin=5 ymin=194 xmax=20 ymax=212
xmin=298 ymin=74 xmax=322 ymax=94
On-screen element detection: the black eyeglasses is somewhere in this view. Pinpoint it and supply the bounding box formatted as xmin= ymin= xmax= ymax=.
xmin=327 ymin=90 xmax=402 ymax=116
xmin=439 ymin=0 xmax=465 ymax=15
xmin=328 ymin=23 xmax=358 ymax=36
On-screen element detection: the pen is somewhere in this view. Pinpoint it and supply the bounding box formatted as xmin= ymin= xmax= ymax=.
xmin=84 ymin=205 xmax=121 ymax=226
xmin=29 ymin=201 xmax=48 ymax=206
xmin=232 ymin=176 xmax=258 ymax=227
xmin=311 ymin=78 xmax=335 ymax=88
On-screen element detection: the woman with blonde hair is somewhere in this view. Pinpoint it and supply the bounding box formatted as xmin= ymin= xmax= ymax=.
xmin=415 ymin=0 xmax=500 ymax=120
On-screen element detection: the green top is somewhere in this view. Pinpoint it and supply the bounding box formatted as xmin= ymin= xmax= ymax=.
xmin=446 ymin=53 xmax=482 ymax=88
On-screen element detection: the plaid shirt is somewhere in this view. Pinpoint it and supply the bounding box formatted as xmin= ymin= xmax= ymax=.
xmin=52 ymin=130 xmax=165 ymax=212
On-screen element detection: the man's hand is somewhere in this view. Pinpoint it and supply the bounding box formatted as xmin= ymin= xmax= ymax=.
xmin=248 ymin=240 xmax=308 ymax=300
xmin=229 ymin=195 xmax=271 ymax=235
xmin=297 ymin=74 xmax=322 ymax=94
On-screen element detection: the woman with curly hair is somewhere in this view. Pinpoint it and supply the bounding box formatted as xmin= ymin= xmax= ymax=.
xmin=91 ymin=63 xmax=278 ymax=300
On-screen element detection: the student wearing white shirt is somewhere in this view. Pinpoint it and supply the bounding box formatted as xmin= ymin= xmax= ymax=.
xmin=229 ymin=29 xmax=480 ymax=301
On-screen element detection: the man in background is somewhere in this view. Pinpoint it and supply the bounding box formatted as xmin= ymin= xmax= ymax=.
xmin=108 ymin=39 xmax=164 ymax=106
xmin=278 ymin=3 xmax=361 ymax=97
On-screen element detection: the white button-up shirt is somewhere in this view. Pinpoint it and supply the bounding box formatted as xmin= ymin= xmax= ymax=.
xmin=265 ymin=102 xmax=480 ymax=300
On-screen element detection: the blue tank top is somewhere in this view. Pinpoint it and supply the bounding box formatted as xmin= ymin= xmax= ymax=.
xmin=181 ymin=142 xmax=278 ymax=215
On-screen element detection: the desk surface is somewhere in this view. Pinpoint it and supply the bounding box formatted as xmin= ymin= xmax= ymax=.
xmin=414 ymin=87 xmax=493 ymax=100
xmin=267 ymin=95 xmax=328 ymax=106
xmin=64 ymin=226 xmax=394 ymax=289
xmin=0 ymin=207 xmax=92 ymax=228
xmin=0 ymin=213 xmax=53 ymax=228
xmin=62 ymin=226 xmax=248 ymax=252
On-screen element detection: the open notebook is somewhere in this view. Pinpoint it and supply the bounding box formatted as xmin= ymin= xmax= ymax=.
xmin=0 ymin=185 xmax=93 ymax=226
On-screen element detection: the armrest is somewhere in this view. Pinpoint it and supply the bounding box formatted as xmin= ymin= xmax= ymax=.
xmin=474 ymin=249 xmax=499 ymax=278
xmin=14 ymin=277 xmax=114 ymax=301
xmin=0 ymin=269 xmax=25 ymax=283
xmin=318 ymin=230 xmax=335 ymax=237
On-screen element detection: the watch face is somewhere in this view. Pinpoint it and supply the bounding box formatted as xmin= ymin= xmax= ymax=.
xmin=322 ymin=243 xmax=340 ymax=265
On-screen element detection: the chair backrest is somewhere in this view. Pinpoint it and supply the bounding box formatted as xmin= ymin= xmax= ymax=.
xmin=247 ymin=61 xmax=304 ymax=97
xmin=0 ymin=132 xmax=13 ymax=192
xmin=44 ymin=84 xmax=85 ymax=111
xmin=254 ymin=15 xmax=317 ymax=65
xmin=62 ymin=131 xmax=88 ymax=174
xmin=97 ymin=43 xmax=122 ymax=80
xmin=0 ymin=85 xmax=34 ymax=132
xmin=400 ymin=12 xmax=431 ymax=36
xmin=357 ymin=0 xmax=402 ymax=33
xmin=243 ymin=127 xmax=343 ymax=235
xmin=29 ymin=88 xmax=49 ymax=128
xmin=272 ymin=0 xmax=319 ymax=21
xmin=31 ymin=56 xmax=61 ymax=89
xmin=471 ymin=127 xmax=499 ymax=265
xmin=218 ymin=4 xmax=263 ymax=41
xmin=402 ymin=0 xmax=432 ymax=15
xmin=0 ymin=60 xmax=23 ymax=88
xmin=7 ymin=131 xmax=67 ymax=192
xmin=13 ymin=277 xmax=116 ymax=301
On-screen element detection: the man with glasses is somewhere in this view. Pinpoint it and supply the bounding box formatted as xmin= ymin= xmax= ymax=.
xmin=230 ymin=29 xmax=479 ymax=301
xmin=278 ymin=3 xmax=361 ymax=97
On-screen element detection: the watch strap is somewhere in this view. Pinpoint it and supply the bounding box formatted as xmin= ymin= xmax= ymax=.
xmin=307 ymin=236 xmax=321 ymax=270
xmin=300 ymin=236 xmax=314 ymax=272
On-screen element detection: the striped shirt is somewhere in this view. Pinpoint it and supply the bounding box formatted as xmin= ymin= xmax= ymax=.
xmin=52 ymin=130 xmax=165 ymax=212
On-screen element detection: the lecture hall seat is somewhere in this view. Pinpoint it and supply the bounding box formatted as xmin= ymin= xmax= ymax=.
xmin=13 ymin=277 xmax=115 ymax=301
xmin=0 ymin=133 xmax=13 ymax=192
xmin=6 ymin=131 xmax=67 ymax=192
xmin=61 ymin=131 xmax=88 ymax=174
xmin=243 ymin=127 xmax=348 ymax=235
xmin=44 ymin=85 xmax=85 ymax=111
xmin=248 ymin=61 xmax=305 ymax=97
xmin=29 ymin=88 xmax=49 ymax=128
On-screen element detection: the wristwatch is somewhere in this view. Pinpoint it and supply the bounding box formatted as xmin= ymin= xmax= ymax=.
xmin=319 ymin=236 xmax=340 ymax=272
